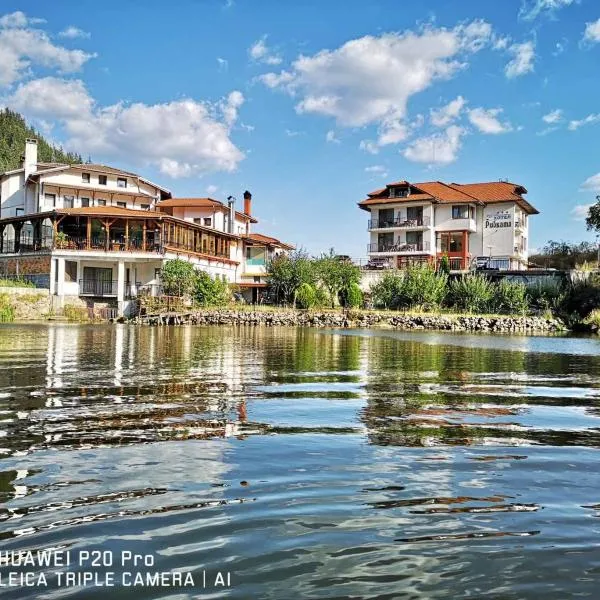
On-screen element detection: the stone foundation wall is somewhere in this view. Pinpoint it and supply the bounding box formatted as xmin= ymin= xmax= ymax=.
xmin=146 ymin=309 xmax=567 ymax=333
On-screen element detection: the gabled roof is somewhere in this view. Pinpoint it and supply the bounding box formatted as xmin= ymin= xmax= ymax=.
xmin=244 ymin=232 xmax=294 ymax=250
xmin=158 ymin=197 xmax=258 ymax=223
xmin=359 ymin=179 xmax=539 ymax=214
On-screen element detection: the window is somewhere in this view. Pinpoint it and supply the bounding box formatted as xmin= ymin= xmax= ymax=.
xmin=81 ymin=198 xmax=90 ymax=207
xmin=439 ymin=232 xmax=464 ymax=253
xmin=470 ymin=206 xmax=475 ymax=220
xmin=45 ymin=193 xmax=56 ymax=208
xmin=15 ymin=208 xmax=24 ymax=217
xmin=82 ymin=172 xmax=90 ymax=183
xmin=389 ymin=187 xmax=408 ymax=198
xmin=98 ymin=175 xmax=107 ymax=185
xmin=116 ymin=201 xmax=126 ymax=208
xmin=65 ymin=261 xmax=77 ymax=282
xmin=203 ymin=218 xmax=212 ymax=227
xmin=194 ymin=218 xmax=202 ymax=225
xmin=117 ymin=177 xmax=127 ymax=188
xmin=140 ymin=204 xmax=150 ymax=210
xmin=97 ymin=199 xmax=106 ymax=206
xmin=63 ymin=195 xmax=74 ymax=209
xmin=452 ymin=205 xmax=469 ymax=219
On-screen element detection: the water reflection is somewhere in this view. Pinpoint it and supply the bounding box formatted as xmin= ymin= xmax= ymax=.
xmin=0 ymin=324 xmax=600 ymax=599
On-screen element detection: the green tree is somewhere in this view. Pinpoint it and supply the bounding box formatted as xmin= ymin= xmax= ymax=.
xmin=266 ymin=249 xmax=315 ymax=306
xmin=296 ymin=282 xmax=317 ymax=309
xmin=586 ymin=198 xmax=600 ymax=235
xmin=316 ymin=250 xmax=361 ymax=308
xmin=438 ymin=254 xmax=451 ymax=276
xmin=448 ymin=274 xmax=493 ymax=313
xmin=160 ymin=259 xmax=197 ymax=296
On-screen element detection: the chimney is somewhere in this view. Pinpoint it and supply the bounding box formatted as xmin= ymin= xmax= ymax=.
xmin=227 ymin=196 xmax=235 ymax=234
xmin=23 ymin=138 xmax=38 ymax=179
xmin=243 ymin=190 xmax=252 ymax=217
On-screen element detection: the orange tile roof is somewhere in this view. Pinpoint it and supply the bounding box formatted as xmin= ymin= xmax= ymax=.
xmin=244 ymin=232 xmax=294 ymax=250
xmin=359 ymin=179 xmax=539 ymax=214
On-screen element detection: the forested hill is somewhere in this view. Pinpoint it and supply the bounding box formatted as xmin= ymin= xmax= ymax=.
xmin=0 ymin=109 xmax=82 ymax=173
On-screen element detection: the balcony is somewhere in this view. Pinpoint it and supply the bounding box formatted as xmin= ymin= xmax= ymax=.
xmin=436 ymin=218 xmax=477 ymax=233
xmin=368 ymin=241 xmax=431 ymax=254
xmin=79 ymin=279 xmax=118 ymax=297
xmin=368 ymin=216 xmax=431 ymax=230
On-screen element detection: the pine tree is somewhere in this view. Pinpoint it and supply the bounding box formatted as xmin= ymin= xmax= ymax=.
xmin=0 ymin=109 xmax=82 ymax=172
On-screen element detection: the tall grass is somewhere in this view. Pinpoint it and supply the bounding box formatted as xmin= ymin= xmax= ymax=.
xmin=0 ymin=278 xmax=35 ymax=288
xmin=448 ymin=274 xmax=494 ymax=313
xmin=0 ymin=294 xmax=15 ymax=322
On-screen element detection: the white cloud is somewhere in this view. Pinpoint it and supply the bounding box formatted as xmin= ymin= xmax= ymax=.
xmin=583 ymin=18 xmax=600 ymax=44
xmin=402 ymin=125 xmax=465 ymax=165
xmin=536 ymin=126 xmax=559 ymax=136
xmin=430 ymin=95 xmax=466 ymax=127
xmin=0 ymin=11 xmax=45 ymax=28
xmin=58 ymin=26 xmax=90 ymax=39
xmin=468 ymin=107 xmax=513 ymax=134
xmin=505 ymin=41 xmax=535 ymax=78
xmin=0 ymin=14 xmax=95 ymax=86
xmin=217 ymin=57 xmax=228 ymax=71
xmin=325 ymin=130 xmax=340 ymax=144
xmin=581 ymin=173 xmax=600 ymax=192
xmin=206 ymin=184 xmax=218 ymax=194
xmin=365 ymin=165 xmax=388 ymax=177
xmin=359 ymin=140 xmax=379 ymax=154
xmin=571 ymin=204 xmax=592 ymax=221
xmin=285 ymin=129 xmax=302 ymax=137
xmin=519 ymin=0 xmax=576 ymax=21
xmin=568 ymin=113 xmax=600 ymax=131
xmin=260 ymin=20 xmax=493 ymax=147
xmin=249 ymin=35 xmax=282 ymax=65
xmin=542 ymin=108 xmax=563 ymax=123
xmin=4 ymin=77 xmax=245 ymax=177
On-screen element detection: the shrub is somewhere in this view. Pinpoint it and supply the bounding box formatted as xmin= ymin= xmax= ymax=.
xmin=0 ymin=278 xmax=36 ymax=288
xmin=314 ymin=286 xmax=331 ymax=308
xmin=194 ymin=272 xmax=231 ymax=306
xmin=493 ymin=279 xmax=528 ymax=314
xmin=370 ymin=271 xmax=404 ymax=309
xmin=583 ymin=308 xmax=600 ymax=330
xmin=448 ymin=274 xmax=493 ymax=313
xmin=560 ymin=278 xmax=600 ymax=319
xmin=296 ymin=283 xmax=317 ymax=309
xmin=438 ymin=254 xmax=451 ymax=275
xmin=345 ymin=282 xmax=363 ymax=308
xmin=400 ymin=265 xmax=447 ymax=310
xmin=0 ymin=294 xmax=14 ymax=322
xmin=63 ymin=305 xmax=89 ymax=322
xmin=526 ymin=279 xmax=565 ymax=312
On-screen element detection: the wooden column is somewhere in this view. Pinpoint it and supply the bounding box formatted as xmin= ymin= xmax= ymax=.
xmin=104 ymin=220 xmax=110 ymax=251
xmin=125 ymin=219 xmax=129 ymax=251
xmin=142 ymin=220 xmax=147 ymax=251
xmin=462 ymin=230 xmax=468 ymax=270
xmin=86 ymin=217 xmax=91 ymax=250
xmin=0 ymin=225 xmax=4 ymax=254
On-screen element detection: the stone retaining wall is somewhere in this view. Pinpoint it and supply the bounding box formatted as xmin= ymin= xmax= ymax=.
xmin=156 ymin=309 xmax=567 ymax=333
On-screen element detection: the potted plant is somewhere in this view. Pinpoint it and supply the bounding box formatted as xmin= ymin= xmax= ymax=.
xmin=55 ymin=231 xmax=69 ymax=249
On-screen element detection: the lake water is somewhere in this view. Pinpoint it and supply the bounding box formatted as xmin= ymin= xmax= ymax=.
xmin=1 ymin=324 xmax=600 ymax=599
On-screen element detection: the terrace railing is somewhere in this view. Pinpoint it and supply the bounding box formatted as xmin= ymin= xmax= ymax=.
xmin=368 ymin=216 xmax=431 ymax=229
xmin=368 ymin=241 xmax=431 ymax=253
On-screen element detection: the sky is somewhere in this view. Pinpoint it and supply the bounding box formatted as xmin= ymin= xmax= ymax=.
xmin=1 ymin=0 xmax=600 ymax=257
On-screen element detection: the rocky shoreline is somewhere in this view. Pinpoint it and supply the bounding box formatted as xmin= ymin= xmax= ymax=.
xmin=144 ymin=309 xmax=568 ymax=334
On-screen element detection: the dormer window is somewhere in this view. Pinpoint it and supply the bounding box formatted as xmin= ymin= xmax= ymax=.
xmin=82 ymin=173 xmax=90 ymax=183
xmin=98 ymin=175 xmax=107 ymax=185
xmin=389 ymin=187 xmax=409 ymax=198
xmin=117 ymin=177 xmax=127 ymax=188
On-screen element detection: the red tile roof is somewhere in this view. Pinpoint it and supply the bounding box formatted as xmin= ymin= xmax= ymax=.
xmin=159 ymin=197 xmax=258 ymax=223
xmin=359 ymin=180 xmax=539 ymax=214
xmin=244 ymin=233 xmax=294 ymax=250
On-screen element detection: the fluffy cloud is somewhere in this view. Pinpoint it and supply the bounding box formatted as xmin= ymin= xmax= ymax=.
xmin=260 ymin=20 xmax=493 ymax=149
xmin=206 ymin=184 xmax=218 ymax=194
xmin=58 ymin=26 xmax=90 ymax=39
xmin=0 ymin=12 xmax=95 ymax=86
xmin=568 ymin=113 xmax=600 ymax=131
xmin=580 ymin=173 xmax=600 ymax=192
xmin=249 ymin=36 xmax=282 ymax=65
xmin=402 ymin=125 xmax=465 ymax=165
xmin=571 ymin=204 xmax=592 ymax=221
xmin=365 ymin=165 xmax=388 ymax=177
xmin=542 ymin=108 xmax=563 ymax=124
xmin=325 ymin=130 xmax=340 ymax=144
xmin=583 ymin=18 xmax=600 ymax=44
xmin=519 ymin=0 xmax=576 ymax=21
xmin=5 ymin=77 xmax=245 ymax=177
xmin=505 ymin=41 xmax=535 ymax=78
xmin=430 ymin=96 xmax=466 ymax=127
xmin=468 ymin=107 xmax=513 ymax=134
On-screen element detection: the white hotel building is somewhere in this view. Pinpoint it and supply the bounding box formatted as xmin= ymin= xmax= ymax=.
xmin=359 ymin=179 xmax=539 ymax=271
xmin=0 ymin=139 xmax=292 ymax=314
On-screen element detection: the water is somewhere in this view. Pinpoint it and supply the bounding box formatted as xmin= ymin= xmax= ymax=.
xmin=1 ymin=324 xmax=600 ymax=599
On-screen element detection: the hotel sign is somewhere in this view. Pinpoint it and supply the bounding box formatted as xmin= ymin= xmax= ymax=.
xmin=485 ymin=209 xmax=512 ymax=228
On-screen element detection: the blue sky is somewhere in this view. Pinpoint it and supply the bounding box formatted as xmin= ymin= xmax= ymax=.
xmin=1 ymin=0 xmax=600 ymax=256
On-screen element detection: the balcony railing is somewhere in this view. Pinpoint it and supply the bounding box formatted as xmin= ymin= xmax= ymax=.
xmin=79 ymin=279 xmax=118 ymax=297
xmin=368 ymin=241 xmax=430 ymax=253
xmin=57 ymin=237 xmax=161 ymax=253
xmin=368 ymin=216 xmax=430 ymax=229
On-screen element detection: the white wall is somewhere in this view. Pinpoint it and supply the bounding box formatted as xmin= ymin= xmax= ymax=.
xmin=434 ymin=204 xmax=476 ymax=233
xmin=481 ymin=203 xmax=517 ymax=257
xmin=0 ymin=172 xmax=26 ymax=217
